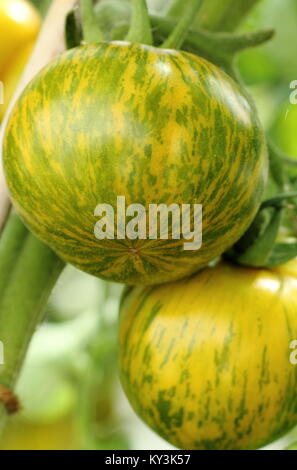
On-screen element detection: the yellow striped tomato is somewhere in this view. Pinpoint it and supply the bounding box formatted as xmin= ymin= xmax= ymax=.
xmin=119 ymin=260 xmax=297 ymax=449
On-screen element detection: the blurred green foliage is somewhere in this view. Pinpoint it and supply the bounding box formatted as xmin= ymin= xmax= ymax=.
xmin=0 ymin=266 xmax=129 ymax=450
xmin=236 ymin=0 xmax=297 ymax=163
xmin=29 ymin=0 xmax=52 ymax=17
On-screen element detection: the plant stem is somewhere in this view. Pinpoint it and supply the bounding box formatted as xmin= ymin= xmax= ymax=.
xmin=268 ymin=141 xmax=297 ymax=169
xmin=268 ymin=141 xmax=287 ymax=190
xmin=0 ymin=212 xmax=28 ymax=300
xmin=167 ymin=0 xmax=202 ymax=19
xmin=161 ymin=0 xmax=202 ymax=49
xmin=125 ymin=0 xmax=153 ymax=45
xmin=261 ymin=192 xmax=297 ymax=209
xmin=195 ymin=0 xmax=261 ymax=32
xmin=0 ymin=213 xmax=64 ymax=428
xmin=80 ymin=0 xmax=104 ymax=43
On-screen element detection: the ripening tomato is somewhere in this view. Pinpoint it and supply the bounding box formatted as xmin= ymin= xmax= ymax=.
xmin=4 ymin=42 xmax=267 ymax=285
xmin=119 ymin=260 xmax=297 ymax=449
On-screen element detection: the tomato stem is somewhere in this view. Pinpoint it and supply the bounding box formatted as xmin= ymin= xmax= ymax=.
xmin=125 ymin=0 xmax=153 ymax=45
xmin=166 ymin=0 xmax=198 ymax=19
xmin=268 ymin=141 xmax=288 ymax=190
xmin=0 ymin=212 xmax=28 ymax=301
xmin=195 ymin=0 xmax=261 ymax=32
xmin=0 ymin=212 xmax=64 ymax=429
xmin=80 ymin=0 xmax=104 ymax=43
xmin=269 ymin=141 xmax=297 ymax=170
xmin=261 ymin=192 xmax=297 ymax=209
xmin=161 ymin=0 xmax=202 ymax=49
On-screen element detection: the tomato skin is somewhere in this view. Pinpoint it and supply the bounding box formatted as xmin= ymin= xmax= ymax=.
xmin=119 ymin=261 xmax=297 ymax=450
xmin=4 ymin=42 xmax=267 ymax=285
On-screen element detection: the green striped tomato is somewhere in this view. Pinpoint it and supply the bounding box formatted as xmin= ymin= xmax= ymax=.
xmin=119 ymin=260 xmax=297 ymax=450
xmin=4 ymin=42 xmax=267 ymax=285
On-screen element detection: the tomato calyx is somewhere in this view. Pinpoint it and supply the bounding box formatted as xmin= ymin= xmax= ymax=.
xmin=125 ymin=0 xmax=153 ymax=45
xmin=151 ymin=15 xmax=274 ymax=80
xmin=69 ymin=1 xmax=274 ymax=83
xmin=80 ymin=0 xmax=104 ymax=43
xmin=226 ymin=192 xmax=297 ymax=268
xmin=227 ymin=137 xmax=297 ymax=269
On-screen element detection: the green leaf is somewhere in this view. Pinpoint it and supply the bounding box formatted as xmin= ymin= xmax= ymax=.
xmin=266 ymin=243 xmax=297 ymax=267
xmin=227 ymin=211 xmax=266 ymax=256
xmin=231 ymin=207 xmax=282 ymax=267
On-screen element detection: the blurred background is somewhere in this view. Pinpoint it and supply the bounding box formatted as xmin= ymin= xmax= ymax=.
xmin=0 ymin=0 xmax=296 ymax=450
